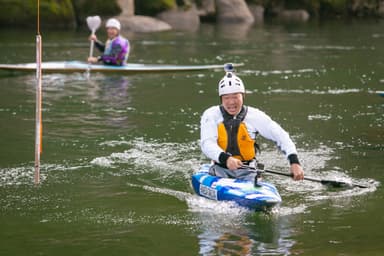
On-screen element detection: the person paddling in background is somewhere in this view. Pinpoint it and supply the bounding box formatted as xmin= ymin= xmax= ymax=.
xmin=87 ymin=18 xmax=130 ymax=66
xmin=200 ymin=64 xmax=304 ymax=182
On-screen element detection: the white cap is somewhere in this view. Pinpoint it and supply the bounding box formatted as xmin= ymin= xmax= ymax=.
xmin=218 ymin=63 xmax=245 ymax=96
xmin=106 ymin=18 xmax=121 ymax=30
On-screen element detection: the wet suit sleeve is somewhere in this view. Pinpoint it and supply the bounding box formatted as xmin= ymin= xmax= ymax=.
xmin=288 ymin=154 xmax=300 ymax=165
xmin=94 ymin=40 xmax=105 ymax=52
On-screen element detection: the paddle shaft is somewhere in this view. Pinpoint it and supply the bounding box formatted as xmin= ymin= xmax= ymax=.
xmin=86 ymin=16 xmax=101 ymax=69
xmin=264 ymin=169 xmax=323 ymax=183
xmin=89 ymin=30 xmax=96 ymax=59
xmin=245 ymin=166 xmax=368 ymax=188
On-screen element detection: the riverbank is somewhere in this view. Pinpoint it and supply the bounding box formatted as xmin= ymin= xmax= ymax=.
xmin=1 ymin=0 xmax=384 ymax=32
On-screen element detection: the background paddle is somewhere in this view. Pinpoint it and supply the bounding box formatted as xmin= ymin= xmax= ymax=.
xmin=244 ymin=165 xmax=368 ymax=188
xmin=86 ymin=16 xmax=101 ymax=76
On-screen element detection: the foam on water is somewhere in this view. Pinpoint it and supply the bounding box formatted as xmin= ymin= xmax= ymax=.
xmin=127 ymin=181 xmax=253 ymax=221
xmin=78 ymin=138 xmax=378 ymax=210
xmin=308 ymin=114 xmax=332 ymax=121
xmin=1 ymin=137 xmax=378 ymax=226
xmin=293 ymin=45 xmax=357 ymax=51
xmin=0 ymin=162 xmax=90 ymax=187
xmin=242 ymin=68 xmax=323 ymax=77
xmin=256 ymin=88 xmax=362 ymax=95
xmin=44 ymin=209 xmax=199 ymax=227
xmin=0 ymin=166 xmax=37 ymax=186
xmin=91 ymin=137 xmax=201 ymax=182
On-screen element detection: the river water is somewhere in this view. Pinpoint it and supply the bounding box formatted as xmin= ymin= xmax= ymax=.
xmin=0 ymin=20 xmax=383 ymax=255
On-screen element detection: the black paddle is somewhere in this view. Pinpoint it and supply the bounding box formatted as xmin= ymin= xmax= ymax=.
xmin=243 ymin=165 xmax=368 ymax=188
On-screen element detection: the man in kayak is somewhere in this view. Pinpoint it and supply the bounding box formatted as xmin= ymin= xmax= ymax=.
xmin=200 ymin=64 xmax=304 ymax=181
xmin=87 ymin=18 xmax=130 ymax=66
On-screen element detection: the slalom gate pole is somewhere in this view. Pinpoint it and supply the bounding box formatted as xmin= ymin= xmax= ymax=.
xmin=34 ymin=0 xmax=42 ymax=185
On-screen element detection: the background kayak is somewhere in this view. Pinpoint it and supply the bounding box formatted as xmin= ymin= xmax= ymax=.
xmin=0 ymin=61 xmax=243 ymax=73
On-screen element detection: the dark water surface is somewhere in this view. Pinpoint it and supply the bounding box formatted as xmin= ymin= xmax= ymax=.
xmin=0 ymin=21 xmax=383 ymax=255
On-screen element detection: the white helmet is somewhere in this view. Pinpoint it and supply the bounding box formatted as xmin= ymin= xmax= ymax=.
xmin=218 ymin=63 xmax=245 ymax=96
xmin=106 ymin=18 xmax=121 ymax=30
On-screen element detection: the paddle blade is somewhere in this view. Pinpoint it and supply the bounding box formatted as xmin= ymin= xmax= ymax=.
xmin=86 ymin=16 xmax=101 ymax=32
xmin=319 ymin=179 xmax=368 ymax=188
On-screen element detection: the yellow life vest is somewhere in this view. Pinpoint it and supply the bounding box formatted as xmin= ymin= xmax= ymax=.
xmin=217 ymin=106 xmax=256 ymax=161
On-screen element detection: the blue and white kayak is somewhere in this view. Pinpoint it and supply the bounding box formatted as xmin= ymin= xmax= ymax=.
xmin=0 ymin=61 xmax=243 ymax=74
xmin=191 ymin=164 xmax=282 ymax=211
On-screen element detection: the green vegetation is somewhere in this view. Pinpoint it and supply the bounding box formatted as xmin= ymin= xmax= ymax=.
xmin=0 ymin=0 xmax=121 ymax=28
xmin=320 ymin=0 xmax=348 ymax=17
xmin=134 ymin=0 xmax=177 ymax=16
xmin=0 ymin=0 xmax=382 ymax=29
xmin=245 ymin=0 xmax=382 ymax=17
xmin=71 ymin=0 xmax=121 ymax=26
xmin=0 ymin=0 xmax=76 ymax=28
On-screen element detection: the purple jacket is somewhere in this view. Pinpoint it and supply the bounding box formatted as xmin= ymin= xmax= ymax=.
xmin=95 ymin=35 xmax=130 ymax=66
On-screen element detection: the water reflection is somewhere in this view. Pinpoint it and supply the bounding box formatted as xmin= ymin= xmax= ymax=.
xmin=193 ymin=204 xmax=295 ymax=256
xmin=86 ymin=75 xmax=132 ymax=104
xmin=216 ymin=23 xmax=253 ymax=40
xmin=199 ymin=229 xmax=253 ymax=256
xmin=39 ymin=73 xmax=133 ymax=107
xmin=21 ymin=73 xmax=135 ymax=131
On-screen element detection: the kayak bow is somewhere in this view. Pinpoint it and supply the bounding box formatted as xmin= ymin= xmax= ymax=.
xmin=191 ymin=164 xmax=281 ymax=211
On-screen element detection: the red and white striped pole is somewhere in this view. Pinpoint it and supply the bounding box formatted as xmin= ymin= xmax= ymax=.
xmin=34 ymin=0 xmax=42 ymax=185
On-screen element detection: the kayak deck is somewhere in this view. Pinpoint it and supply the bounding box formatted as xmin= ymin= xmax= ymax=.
xmin=0 ymin=61 xmax=244 ymax=74
xmin=192 ymin=164 xmax=282 ymax=211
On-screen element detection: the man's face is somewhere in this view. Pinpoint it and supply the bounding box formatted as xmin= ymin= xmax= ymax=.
xmin=106 ymin=27 xmax=119 ymax=39
xmin=221 ymin=93 xmax=243 ymax=115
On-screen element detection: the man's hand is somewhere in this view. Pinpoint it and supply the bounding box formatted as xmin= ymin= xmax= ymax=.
xmin=89 ymin=34 xmax=98 ymax=42
xmin=226 ymin=157 xmax=243 ymax=170
xmin=87 ymin=57 xmax=98 ymax=63
xmin=290 ymin=163 xmax=304 ymax=180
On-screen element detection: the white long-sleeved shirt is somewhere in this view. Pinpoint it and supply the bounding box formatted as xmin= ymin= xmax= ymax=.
xmin=200 ymin=105 xmax=298 ymax=163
